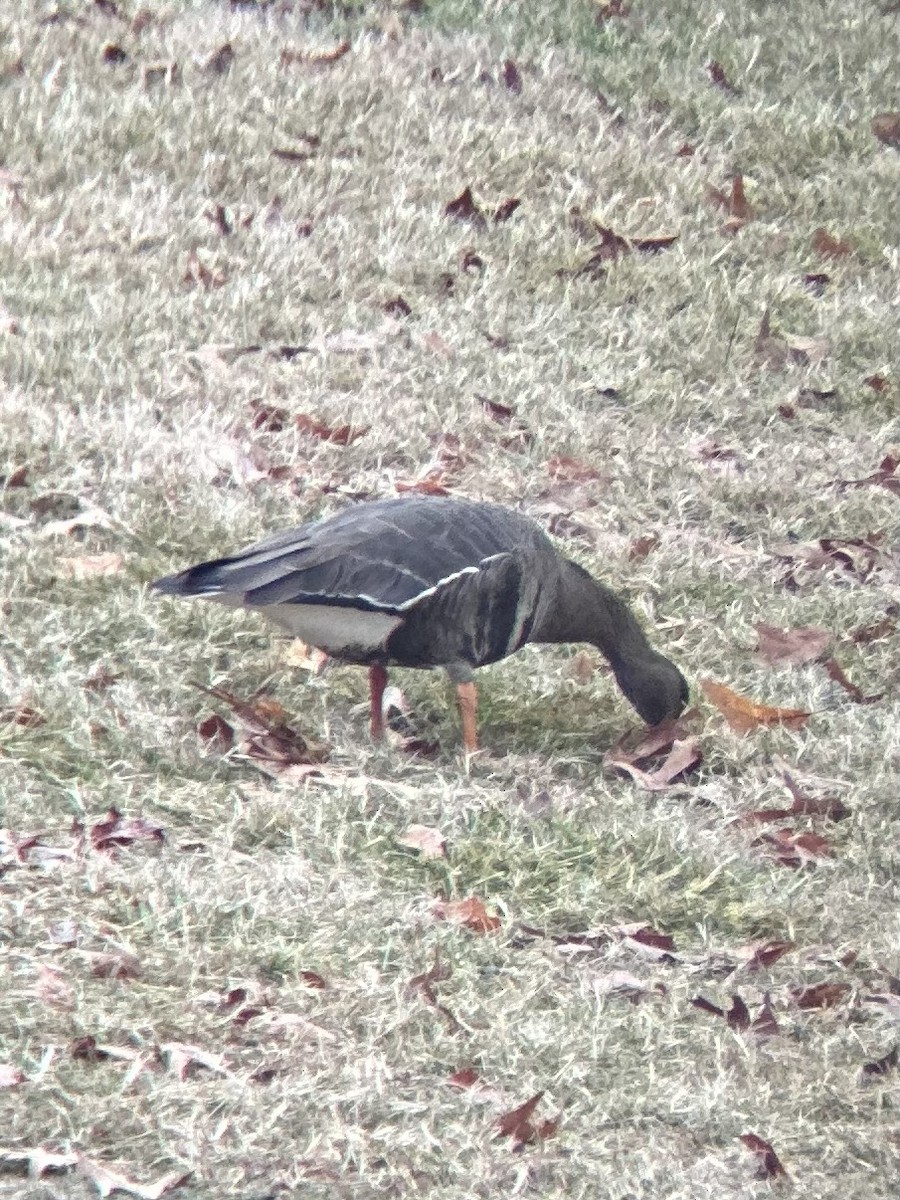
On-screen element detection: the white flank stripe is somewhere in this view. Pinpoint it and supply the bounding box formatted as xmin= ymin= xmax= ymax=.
xmin=396 ymin=565 xmax=481 ymax=611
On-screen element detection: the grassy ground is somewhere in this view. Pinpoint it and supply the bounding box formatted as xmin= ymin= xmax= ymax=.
xmin=1 ymin=0 xmax=898 ymax=1196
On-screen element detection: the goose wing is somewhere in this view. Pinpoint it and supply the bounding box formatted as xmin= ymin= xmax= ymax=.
xmin=153 ymin=497 xmax=544 ymax=613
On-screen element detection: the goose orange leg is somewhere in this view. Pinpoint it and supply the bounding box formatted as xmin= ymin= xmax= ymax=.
xmin=368 ymin=664 xmax=388 ymax=739
xmin=456 ymin=681 xmax=479 ymax=753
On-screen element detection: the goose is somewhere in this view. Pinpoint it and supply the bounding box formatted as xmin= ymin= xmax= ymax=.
xmin=152 ymin=496 xmax=688 ymax=750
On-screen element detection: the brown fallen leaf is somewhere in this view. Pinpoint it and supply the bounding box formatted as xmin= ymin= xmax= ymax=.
xmin=448 ymin=1066 xmax=482 ymax=1089
xmin=405 ymin=950 xmax=461 ymax=1033
xmin=496 ymin=1092 xmax=558 ymax=1148
xmin=83 ymin=948 xmax=142 ymax=980
xmin=706 ymin=60 xmax=740 ymax=94
xmin=835 ymin=451 xmax=900 ymax=496
xmin=872 ymin=111 xmax=900 ymax=148
xmin=198 ymin=713 xmax=235 ymax=753
xmin=433 ymin=896 xmax=501 ymax=934
xmin=707 ymin=173 xmax=753 ymax=222
xmin=478 ymin=395 xmax=515 ymax=423
xmin=691 ymin=436 xmax=745 ymax=473
xmin=594 ymin=0 xmax=630 ymax=22
xmin=280 ymin=40 xmax=351 ymax=67
xmin=803 ymin=271 xmax=831 ymax=294
xmin=791 ymin=981 xmax=851 ymax=1009
xmin=753 ymin=827 xmax=833 ymax=868
xmin=1 ymin=463 xmax=28 ymax=486
xmin=294 ymin=413 xmax=369 ymax=444
xmin=101 ymin=43 xmax=128 ymax=65
xmin=751 ymin=992 xmax=780 ymax=1036
xmin=691 ymin=993 xmax=751 ymax=1030
xmin=771 ymin=533 xmax=891 ymax=589
xmin=300 ymin=970 xmax=328 ymax=990
xmin=754 ymin=309 xmax=829 ymax=368
xmin=851 ymin=614 xmax=896 ymax=643
xmin=864 ymin=373 xmax=890 ymax=392
xmin=383 ymin=294 xmax=412 ymax=317
xmin=182 ymin=250 xmax=226 ymax=290
xmin=741 ymin=768 xmax=850 ymax=823
xmin=811 ymin=227 xmax=853 ymax=257
xmin=739 ymin=1133 xmax=787 ymax=1179
xmin=606 ymin=736 xmax=702 ymax=791
xmin=545 ymin=454 xmax=602 ymax=483
xmin=500 ymin=59 xmax=521 ymax=93
xmin=395 ymin=475 xmax=452 ymax=497
xmin=628 ymin=533 xmax=660 ymax=561
xmin=862 ymin=1044 xmax=899 ymax=1077
xmin=822 ymin=658 xmax=883 ymax=704
xmin=249 ymin=399 xmax=289 ymax=432
xmin=203 ymin=42 xmax=234 ymax=75
xmin=0 ymin=702 xmax=45 ymax=729
xmin=444 ymin=186 xmax=486 ymax=230
xmin=700 ymin=679 xmax=810 ymax=734
xmin=493 ymin=197 xmax=521 ymax=223
xmin=397 ymin=824 xmax=447 ymax=859
xmin=754 ymin=622 xmax=831 ymax=667
xmin=192 ymin=684 xmax=328 ymax=775
xmin=742 ymin=940 xmax=795 ymax=971
xmin=90 ymin=809 xmax=164 ymax=852
xmin=57 ymin=552 xmax=124 ymax=580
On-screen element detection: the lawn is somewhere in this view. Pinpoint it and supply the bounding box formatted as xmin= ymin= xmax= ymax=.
xmin=1 ymin=1 xmax=898 ymax=1196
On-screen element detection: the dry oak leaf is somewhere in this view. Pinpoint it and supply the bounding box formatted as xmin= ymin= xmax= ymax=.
xmin=395 ymin=475 xmax=452 ymax=497
xmin=862 ymin=1044 xmax=899 ymax=1077
xmin=706 ymin=60 xmax=740 ymax=94
xmin=397 ymin=824 xmax=447 ymax=859
xmin=57 ymin=552 xmax=123 ymax=580
xmin=700 ymin=679 xmax=810 ymax=734
xmin=823 ymin=658 xmax=883 ymax=705
xmin=197 ymin=712 xmax=234 ymax=753
xmin=791 ymin=981 xmax=851 ymax=1009
xmin=754 ymin=827 xmax=833 ymax=868
xmin=739 ymin=1133 xmax=787 ymax=1179
xmin=182 ymin=250 xmax=226 ymax=290
xmin=691 ymin=993 xmax=751 ymax=1030
xmin=280 ymin=40 xmax=351 ymax=67
xmin=811 ymin=227 xmax=854 ymax=257
xmin=754 ymin=622 xmax=831 ymax=667
xmin=444 ymin=186 xmax=487 ymax=230
xmin=835 ymin=451 xmax=900 ymax=496
xmin=294 ymin=413 xmax=369 ymax=445
xmin=872 ymin=111 xmax=900 ymax=148
xmin=545 ymin=454 xmax=602 ymax=483
xmin=90 ymin=809 xmax=164 ymax=852
xmin=203 ymin=42 xmax=234 ymax=75
xmin=496 ymin=1092 xmax=558 ymax=1148
xmin=433 ymin=896 xmax=501 ymax=934
xmin=605 ymin=736 xmax=701 ymax=791
xmin=500 ymin=58 xmax=522 ymax=93
xmin=707 ymin=173 xmax=753 ymax=223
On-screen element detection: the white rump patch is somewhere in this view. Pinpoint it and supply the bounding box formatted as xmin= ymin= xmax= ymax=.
xmin=256 ymin=602 xmax=402 ymax=656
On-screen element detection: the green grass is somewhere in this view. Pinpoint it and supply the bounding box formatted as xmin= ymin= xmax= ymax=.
xmin=1 ymin=0 xmax=898 ymax=1196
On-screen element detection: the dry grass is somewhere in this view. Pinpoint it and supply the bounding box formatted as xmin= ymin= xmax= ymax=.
xmin=1 ymin=0 xmax=898 ymax=1196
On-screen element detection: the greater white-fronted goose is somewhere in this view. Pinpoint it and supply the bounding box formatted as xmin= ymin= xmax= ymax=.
xmin=153 ymin=496 xmax=688 ymax=750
